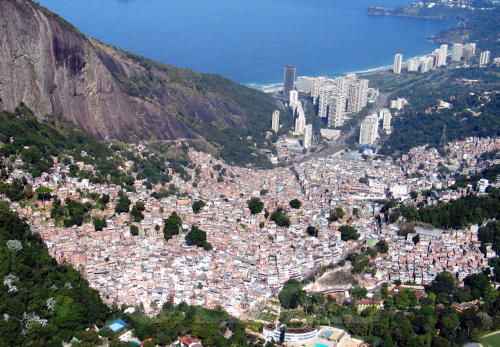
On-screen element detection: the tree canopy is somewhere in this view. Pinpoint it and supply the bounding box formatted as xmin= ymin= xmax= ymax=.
xmin=185 ymin=225 xmax=211 ymax=250
xmin=289 ymin=199 xmax=302 ymax=209
xmin=339 ymin=225 xmax=360 ymax=241
xmin=0 ymin=202 xmax=110 ymax=345
xmin=192 ymin=200 xmax=206 ymax=214
xmin=247 ymin=197 xmax=264 ymax=215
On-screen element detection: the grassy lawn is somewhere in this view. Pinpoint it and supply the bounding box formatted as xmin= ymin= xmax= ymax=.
xmin=481 ymin=332 xmax=500 ymax=347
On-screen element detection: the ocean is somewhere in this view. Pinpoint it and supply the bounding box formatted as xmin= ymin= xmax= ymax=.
xmin=38 ymin=0 xmax=454 ymax=89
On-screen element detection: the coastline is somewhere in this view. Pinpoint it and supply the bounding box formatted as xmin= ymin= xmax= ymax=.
xmin=259 ymin=64 xmax=394 ymax=93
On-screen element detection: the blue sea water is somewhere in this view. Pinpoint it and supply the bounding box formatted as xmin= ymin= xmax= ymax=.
xmin=38 ymin=0 xmax=454 ymax=89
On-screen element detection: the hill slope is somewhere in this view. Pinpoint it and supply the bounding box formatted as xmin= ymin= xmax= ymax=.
xmin=0 ymin=0 xmax=279 ymax=154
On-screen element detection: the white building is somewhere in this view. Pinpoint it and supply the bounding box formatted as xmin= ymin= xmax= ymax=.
xmin=271 ymin=110 xmax=280 ymax=132
xmin=296 ymin=76 xmax=316 ymax=93
xmin=437 ymin=44 xmax=448 ymax=67
xmin=327 ymin=93 xmax=346 ymax=128
xmin=420 ymin=56 xmax=434 ymax=73
xmin=394 ymin=53 xmax=403 ymax=74
xmin=294 ymin=109 xmax=306 ymax=135
xmin=390 ymin=97 xmax=408 ymax=110
xmin=407 ymin=57 xmax=421 ymax=72
xmin=359 ymin=115 xmax=379 ymax=146
xmin=303 ymin=124 xmax=313 ymax=149
xmin=480 ymin=51 xmax=491 ymax=66
xmin=451 ymin=43 xmax=463 ymax=62
xmin=380 ymin=108 xmax=392 ymax=130
xmin=477 ymin=178 xmax=489 ymax=193
xmin=263 ymin=324 xmax=319 ymax=344
xmin=347 ymin=78 xmax=368 ymax=113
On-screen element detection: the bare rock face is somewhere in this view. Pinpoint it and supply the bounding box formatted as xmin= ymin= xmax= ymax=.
xmin=0 ymin=0 xmax=195 ymax=141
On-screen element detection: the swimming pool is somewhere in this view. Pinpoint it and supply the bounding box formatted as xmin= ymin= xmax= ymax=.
xmin=314 ymin=343 xmax=329 ymax=347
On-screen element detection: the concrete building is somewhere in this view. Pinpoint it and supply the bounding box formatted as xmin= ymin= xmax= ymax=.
xmin=394 ymin=53 xmax=403 ymax=74
xmin=263 ymin=324 xmax=319 ymax=344
xmin=420 ymin=56 xmax=434 ymax=73
xmin=294 ymin=109 xmax=306 ymax=135
xmin=311 ymin=76 xmax=326 ymax=100
xmin=303 ymin=124 xmax=313 ymax=149
xmin=283 ymin=65 xmax=296 ymax=100
xmin=289 ymin=90 xmax=298 ymax=103
xmin=318 ymin=84 xmax=335 ymax=118
xmin=480 ymin=51 xmax=491 ymax=66
xmin=462 ymin=43 xmax=476 ymax=61
xmin=296 ymin=76 xmax=315 ymax=93
xmin=437 ymin=44 xmax=448 ymax=67
xmin=327 ymin=93 xmax=346 ymax=128
xmin=477 ymin=178 xmax=489 ymax=193
xmin=271 ymin=110 xmax=280 ymax=132
xmin=347 ymin=78 xmax=368 ymax=113
xmin=452 ymin=43 xmax=463 ymax=62
xmin=390 ymin=97 xmax=408 ymax=110
xmin=380 ymin=108 xmax=392 ymax=131
xmin=359 ymin=115 xmax=379 ymax=146
xmin=407 ymin=57 xmax=421 ymax=72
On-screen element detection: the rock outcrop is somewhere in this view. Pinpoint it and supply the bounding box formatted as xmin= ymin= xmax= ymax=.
xmin=0 ymin=0 xmax=277 ymax=143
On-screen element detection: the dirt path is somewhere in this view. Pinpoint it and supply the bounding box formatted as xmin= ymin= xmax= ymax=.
xmin=481 ymin=330 xmax=500 ymax=338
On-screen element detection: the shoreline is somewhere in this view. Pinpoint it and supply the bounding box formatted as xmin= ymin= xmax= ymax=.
xmin=259 ymin=64 xmax=394 ymax=93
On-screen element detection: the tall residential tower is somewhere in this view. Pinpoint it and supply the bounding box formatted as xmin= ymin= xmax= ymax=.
xmin=394 ymin=53 xmax=403 ymax=74
xmin=283 ymin=65 xmax=296 ymax=100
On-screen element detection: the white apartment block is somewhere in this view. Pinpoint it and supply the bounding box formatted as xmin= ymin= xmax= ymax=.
xmin=359 ymin=115 xmax=379 ymax=146
xmin=394 ymin=53 xmax=403 ymax=74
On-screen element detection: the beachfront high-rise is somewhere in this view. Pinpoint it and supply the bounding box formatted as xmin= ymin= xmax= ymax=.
xmin=393 ymin=53 xmax=403 ymax=74
xmin=296 ymin=76 xmax=315 ymax=94
xmin=407 ymin=57 xmax=421 ymax=72
xmin=420 ymin=56 xmax=434 ymax=73
xmin=283 ymin=65 xmax=296 ymax=100
xmin=452 ymin=43 xmax=463 ymax=62
xmin=480 ymin=51 xmax=491 ymax=66
xmin=437 ymin=44 xmax=448 ymax=66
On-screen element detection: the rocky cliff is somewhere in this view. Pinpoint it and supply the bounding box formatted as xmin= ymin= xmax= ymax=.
xmin=0 ymin=0 xmax=278 ymax=144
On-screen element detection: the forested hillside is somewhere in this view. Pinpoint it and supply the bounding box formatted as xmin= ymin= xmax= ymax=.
xmin=380 ymin=67 xmax=500 ymax=156
xmin=0 ymin=0 xmax=280 ymax=168
xmin=0 ymin=203 xmax=111 ymax=346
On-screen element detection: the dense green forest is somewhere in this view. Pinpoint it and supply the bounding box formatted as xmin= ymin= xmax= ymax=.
xmin=110 ymin=50 xmax=279 ymax=168
xmin=0 ymin=202 xmax=111 ymax=346
xmin=276 ymin=272 xmax=500 ymax=347
xmin=398 ymin=192 xmax=500 ymax=230
xmin=115 ymin=303 xmax=270 ymax=347
xmin=379 ymin=67 xmax=500 ymax=156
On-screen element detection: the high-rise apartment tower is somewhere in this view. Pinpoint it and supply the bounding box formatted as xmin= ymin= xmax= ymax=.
xmin=394 ymin=54 xmax=403 ymax=74
xmin=283 ymin=65 xmax=296 ymax=100
xmin=451 ymin=43 xmax=463 ymax=62
xmin=271 ymin=110 xmax=280 ymax=132
xmin=437 ymin=44 xmax=448 ymax=66
xmin=480 ymin=51 xmax=491 ymax=65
